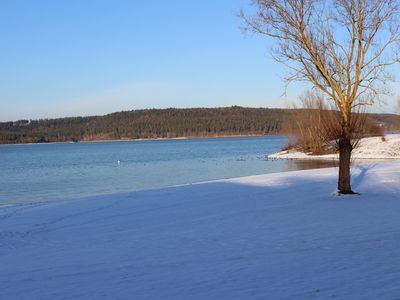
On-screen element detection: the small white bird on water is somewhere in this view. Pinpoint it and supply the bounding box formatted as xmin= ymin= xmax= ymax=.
xmin=117 ymin=160 xmax=121 ymax=166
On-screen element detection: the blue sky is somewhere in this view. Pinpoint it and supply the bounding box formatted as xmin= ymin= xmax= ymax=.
xmin=0 ymin=0 xmax=397 ymax=121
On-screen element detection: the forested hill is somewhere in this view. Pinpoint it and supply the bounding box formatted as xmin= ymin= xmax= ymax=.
xmin=0 ymin=107 xmax=399 ymax=144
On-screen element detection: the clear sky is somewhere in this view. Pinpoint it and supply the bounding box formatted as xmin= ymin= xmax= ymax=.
xmin=0 ymin=0 xmax=398 ymax=121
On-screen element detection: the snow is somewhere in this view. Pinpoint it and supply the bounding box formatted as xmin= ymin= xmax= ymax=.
xmin=268 ymin=134 xmax=400 ymax=160
xmin=1 ymin=161 xmax=400 ymax=299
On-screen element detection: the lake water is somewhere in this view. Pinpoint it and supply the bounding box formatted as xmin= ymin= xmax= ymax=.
xmin=0 ymin=136 xmax=336 ymax=205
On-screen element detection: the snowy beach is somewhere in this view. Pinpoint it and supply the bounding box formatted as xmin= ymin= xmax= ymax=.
xmin=268 ymin=134 xmax=400 ymax=160
xmin=1 ymin=161 xmax=400 ymax=299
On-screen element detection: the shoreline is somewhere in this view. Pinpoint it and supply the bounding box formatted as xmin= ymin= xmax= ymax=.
xmin=0 ymin=133 xmax=280 ymax=146
xmin=2 ymin=131 xmax=399 ymax=147
xmin=0 ymin=163 xmax=338 ymax=209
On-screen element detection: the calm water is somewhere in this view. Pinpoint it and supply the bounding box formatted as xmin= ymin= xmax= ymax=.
xmin=0 ymin=136 xmax=336 ymax=205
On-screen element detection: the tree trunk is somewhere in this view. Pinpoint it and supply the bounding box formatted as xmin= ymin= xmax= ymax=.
xmin=337 ymin=124 xmax=354 ymax=194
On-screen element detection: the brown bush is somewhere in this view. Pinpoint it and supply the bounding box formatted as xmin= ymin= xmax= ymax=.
xmin=283 ymin=91 xmax=384 ymax=155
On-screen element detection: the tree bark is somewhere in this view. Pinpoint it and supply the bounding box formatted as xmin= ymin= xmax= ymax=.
xmin=337 ymin=124 xmax=354 ymax=194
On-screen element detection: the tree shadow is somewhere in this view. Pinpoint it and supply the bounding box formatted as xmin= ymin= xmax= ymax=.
xmin=351 ymin=163 xmax=378 ymax=192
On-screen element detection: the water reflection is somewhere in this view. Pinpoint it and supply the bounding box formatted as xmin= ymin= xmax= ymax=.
xmin=284 ymin=159 xmax=338 ymax=171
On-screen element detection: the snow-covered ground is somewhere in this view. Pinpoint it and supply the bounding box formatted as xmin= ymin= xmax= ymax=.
xmin=269 ymin=134 xmax=400 ymax=160
xmin=1 ymin=162 xmax=400 ymax=299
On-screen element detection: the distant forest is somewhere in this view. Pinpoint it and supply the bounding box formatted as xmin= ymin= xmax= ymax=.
xmin=0 ymin=107 xmax=399 ymax=144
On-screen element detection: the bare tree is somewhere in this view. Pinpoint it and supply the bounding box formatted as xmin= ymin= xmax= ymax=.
xmin=241 ymin=0 xmax=400 ymax=194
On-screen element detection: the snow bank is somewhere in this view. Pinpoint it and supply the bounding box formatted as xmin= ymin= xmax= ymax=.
xmin=268 ymin=134 xmax=400 ymax=160
xmin=1 ymin=162 xmax=400 ymax=299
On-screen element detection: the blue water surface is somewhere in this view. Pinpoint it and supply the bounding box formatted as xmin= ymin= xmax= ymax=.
xmin=0 ymin=136 xmax=335 ymax=205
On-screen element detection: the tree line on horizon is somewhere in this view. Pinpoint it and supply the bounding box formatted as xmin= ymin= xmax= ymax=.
xmin=0 ymin=107 xmax=398 ymax=144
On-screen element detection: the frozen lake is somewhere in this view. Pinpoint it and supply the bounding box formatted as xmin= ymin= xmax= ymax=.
xmin=0 ymin=136 xmax=336 ymax=205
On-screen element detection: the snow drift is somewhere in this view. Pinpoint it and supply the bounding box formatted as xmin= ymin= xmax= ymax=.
xmin=268 ymin=134 xmax=400 ymax=160
xmin=1 ymin=162 xmax=400 ymax=299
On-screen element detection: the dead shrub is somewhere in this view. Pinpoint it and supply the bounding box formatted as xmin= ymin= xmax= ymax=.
xmin=283 ymin=91 xmax=384 ymax=155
